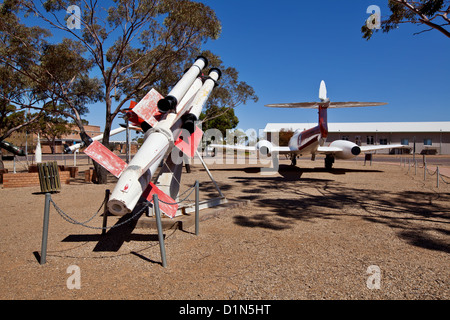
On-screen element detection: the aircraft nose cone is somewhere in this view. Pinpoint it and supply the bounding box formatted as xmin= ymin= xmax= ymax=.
xmin=351 ymin=146 xmax=361 ymax=156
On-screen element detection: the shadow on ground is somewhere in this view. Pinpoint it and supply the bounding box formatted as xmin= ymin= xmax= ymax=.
xmin=206 ymin=164 xmax=450 ymax=254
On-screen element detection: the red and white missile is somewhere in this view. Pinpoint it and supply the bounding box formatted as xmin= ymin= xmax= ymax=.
xmin=83 ymin=57 xmax=221 ymax=218
xmin=157 ymin=56 xmax=208 ymax=113
xmin=182 ymin=68 xmax=221 ymax=134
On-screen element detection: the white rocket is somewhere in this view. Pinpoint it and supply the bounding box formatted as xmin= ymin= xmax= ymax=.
xmin=83 ymin=56 xmax=221 ymax=218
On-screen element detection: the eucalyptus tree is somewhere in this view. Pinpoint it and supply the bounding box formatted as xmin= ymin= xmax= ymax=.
xmin=362 ymin=0 xmax=450 ymax=39
xmin=1 ymin=0 xmax=257 ymax=183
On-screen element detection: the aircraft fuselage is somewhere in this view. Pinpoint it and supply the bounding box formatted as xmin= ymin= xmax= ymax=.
xmin=288 ymin=103 xmax=329 ymax=156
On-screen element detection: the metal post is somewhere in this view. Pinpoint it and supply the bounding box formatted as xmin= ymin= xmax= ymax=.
xmin=437 ymin=166 xmax=440 ymax=188
xmin=195 ymin=180 xmax=200 ymax=236
xmin=102 ymin=189 xmax=110 ymax=235
xmin=126 ymin=118 xmax=130 ymax=164
xmin=415 ymin=160 xmax=417 ymax=175
xmin=40 ymin=193 xmax=51 ymax=265
xmin=424 ymin=162 xmax=427 ymax=181
xmin=153 ymin=194 xmax=167 ymax=268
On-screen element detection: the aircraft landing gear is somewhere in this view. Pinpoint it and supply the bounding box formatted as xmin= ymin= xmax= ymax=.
xmin=325 ymin=154 xmax=334 ymax=170
xmin=290 ymin=155 xmax=297 ymax=166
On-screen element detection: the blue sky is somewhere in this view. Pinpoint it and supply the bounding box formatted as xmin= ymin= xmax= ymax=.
xmin=22 ymin=1 xmax=450 ymax=137
xmin=197 ymin=0 xmax=450 ymax=132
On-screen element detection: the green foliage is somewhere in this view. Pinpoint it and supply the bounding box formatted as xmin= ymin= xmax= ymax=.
xmin=1 ymin=0 xmax=258 ymax=183
xmin=199 ymin=105 xmax=239 ymax=136
xmin=199 ymin=50 xmax=258 ymax=134
xmin=362 ymin=0 xmax=450 ymax=40
xmin=0 ymin=1 xmax=102 ymax=142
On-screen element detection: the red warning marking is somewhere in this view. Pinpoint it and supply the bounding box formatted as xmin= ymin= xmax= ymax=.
xmin=174 ymin=126 xmax=203 ymax=158
xmin=142 ymin=182 xmax=178 ymax=219
xmin=132 ymin=88 xmax=165 ymax=127
xmin=84 ymin=141 xmax=127 ymax=178
xmin=124 ymin=101 xmax=145 ymax=127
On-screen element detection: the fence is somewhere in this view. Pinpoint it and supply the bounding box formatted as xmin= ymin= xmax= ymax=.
xmin=400 ymin=157 xmax=450 ymax=188
xmin=39 ymin=181 xmax=200 ymax=267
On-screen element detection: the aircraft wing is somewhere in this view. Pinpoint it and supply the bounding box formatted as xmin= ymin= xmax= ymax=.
xmin=271 ymin=146 xmax=291 ymax=154
xmin=209 ymin=144 xmax=291 ymax=154
xmin=316 ymin=146 xmax=345 ymax=154
xmin=359 ymin=144 xmax=406 ymax=152
xmin=317 ymin=144 xmax=406 ymax=154
xmin=265 ymin=102 xmax=319 ymax=109
xmin=209 ymin=144 xmax=255 ymax=152
xmin=329 ymin=102 xmax=387 ymax=108
xmin=265 ymin=102 xmax=388 ymax=109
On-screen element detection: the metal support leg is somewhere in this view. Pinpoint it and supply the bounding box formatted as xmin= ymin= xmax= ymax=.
xmin=195 ymin=180 xmax=199 ymax=236
xmin=424 ymin=162 xmax=427 ymax=181
xmin=40 ymin=193 xmax=51 ymax=265
xmin=153 ymin=194 xmax=167 ymax=268
xmin=437 ymin=166 xmax=440 ymax=188
xmin=102 ymin=189 xmax=110 ymax=235
xmin=195 ymin=150 xmax=224 ymax=198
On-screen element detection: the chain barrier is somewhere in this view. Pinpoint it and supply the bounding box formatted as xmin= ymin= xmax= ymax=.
xmin=439 ymin=174 xmax=450 ymax=184
xmin=50 ymin=198 xmax=148 ymax=230
xmin=49 ymin=182 xmax=198 ymax=230
xmin=426 ymin=167 xmax=437 ymax=176
xmin=402 ymin=158 xmax=450 ymax=187
xmin=156 ymin=183 xmax=197 ymax=206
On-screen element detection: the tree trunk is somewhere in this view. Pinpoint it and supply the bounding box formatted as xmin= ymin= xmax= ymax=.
xmin=0 ymin=148 xmax=4 ymax=171
xmin=93 ymin=161 xmax=107 ymax=184
xmin=95 ymin=98 xmax=113 ymax=184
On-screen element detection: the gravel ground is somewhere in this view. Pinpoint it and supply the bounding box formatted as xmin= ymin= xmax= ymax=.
xmin=0 ymin=157 xmax=449 ymax=301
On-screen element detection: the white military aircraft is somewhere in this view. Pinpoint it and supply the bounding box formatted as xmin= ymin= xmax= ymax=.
xmin=211 ymin=80 xmax=404 ymax=169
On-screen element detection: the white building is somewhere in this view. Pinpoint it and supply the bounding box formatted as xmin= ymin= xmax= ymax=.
xmin=264 ymin=122 xmax=450 ymax=155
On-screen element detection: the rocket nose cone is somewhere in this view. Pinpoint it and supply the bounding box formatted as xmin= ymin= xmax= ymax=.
xmin=158 ymin=96 xmax=178 ymax=113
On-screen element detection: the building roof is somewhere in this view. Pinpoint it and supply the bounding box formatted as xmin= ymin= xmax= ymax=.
xmin=264 ymin=122 xmax=450 ymax=133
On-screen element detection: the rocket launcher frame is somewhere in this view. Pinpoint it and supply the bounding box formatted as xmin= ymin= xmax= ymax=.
xmin=83 ymin=57 xmax=221 ymax=218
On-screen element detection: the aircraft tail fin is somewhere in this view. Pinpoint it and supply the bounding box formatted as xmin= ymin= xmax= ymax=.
xmin=319 ymin=80 xmax=327 ymax=101
xmin=265 ymin=79 xmax=387 ymax=109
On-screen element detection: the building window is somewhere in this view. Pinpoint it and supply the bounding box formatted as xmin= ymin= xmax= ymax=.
xmin=424 ymin=138 xmax=432 ymax=146
xmin=379 ymin=138 xmax=388 ymax=145
xmin=401 ymin=139 xmax=409 ymax=145
xmin=367 ymin=136 xmax=374 ymax=145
